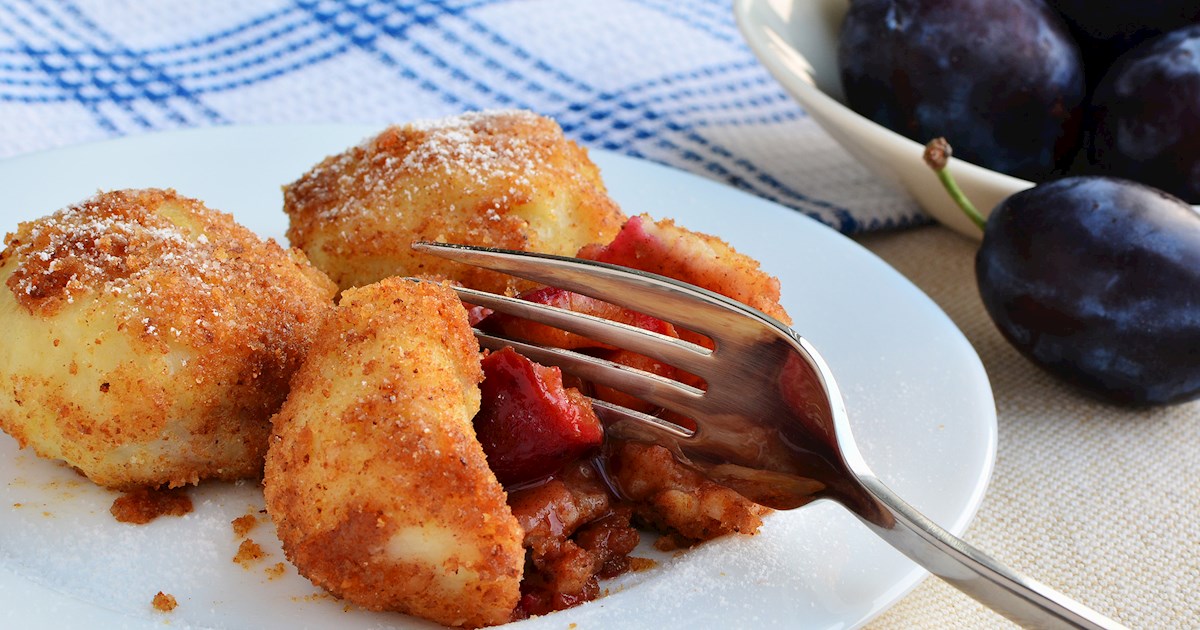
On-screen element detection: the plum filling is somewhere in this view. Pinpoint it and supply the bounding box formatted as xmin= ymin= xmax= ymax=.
xmin=478 ymin=285 xmax=702 ymax=422
xmin=474 ymin=346 xmax=633 ymax=618
xmin=475 ymin=347 xmax=604 ymax=487
xmin=472 ymin=286 xmax=765 ymax=620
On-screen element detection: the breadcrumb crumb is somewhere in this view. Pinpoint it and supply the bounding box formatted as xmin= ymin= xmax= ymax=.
xmin=233 ymin=539 xmax=266 ymax=568
xmin=110 ymin=487 xmax=192 ymax=524
xmin=231 ymin=513 xmax=258 ymax=538
xmin=151 ymin=591 xmax=177 ymax=612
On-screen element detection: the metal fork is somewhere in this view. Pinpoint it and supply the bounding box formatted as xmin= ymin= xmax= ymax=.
xmin=414 ymin=241 xmax=1124 ymax=630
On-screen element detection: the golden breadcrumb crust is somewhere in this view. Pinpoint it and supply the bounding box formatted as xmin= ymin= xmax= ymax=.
xmin=283 ymin=109 xmax=626 ymax=294
xmin=611 ymin=441 xmax=768 ymax=546
xmin=581 ymin=214 xmax=792 ymax=326
xmin=263 ymin=278 xmax=523 ymax=628
xmin=0 ymin=188 xmax=336 ymax=489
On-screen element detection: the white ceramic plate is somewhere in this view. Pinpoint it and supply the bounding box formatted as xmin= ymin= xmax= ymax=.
xmin=0 ymin=125 xmax=996 ymax=629
xmin=734 ymin=0 xmax=1034 ymax=238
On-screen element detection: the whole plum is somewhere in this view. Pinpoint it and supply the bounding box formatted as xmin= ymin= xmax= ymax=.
xmin=1045 ymin=0 xmax=1200 ymax=86
xmin=1084 ymin=24 xmax=1200 ymax=203
xmin=976 ymin=177 xmax=1200 ymax=405
xmin=838 ymin=0 xmax=1085 ymax=181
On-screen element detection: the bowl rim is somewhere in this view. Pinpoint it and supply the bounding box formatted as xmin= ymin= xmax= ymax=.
xmin=733 ymin=0 xmax=1036 ymax=238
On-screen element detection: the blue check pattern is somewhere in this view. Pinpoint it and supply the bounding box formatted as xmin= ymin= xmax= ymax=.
xmin=0 ymin=0 xmax=923 ymax=232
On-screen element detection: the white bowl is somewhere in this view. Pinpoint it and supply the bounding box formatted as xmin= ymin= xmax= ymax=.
xmin=734 ymin=0 xmax=1034 ymax=238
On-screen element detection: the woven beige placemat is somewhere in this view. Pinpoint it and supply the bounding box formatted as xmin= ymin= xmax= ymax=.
xmin=854 ymin=225 xmax=1199 ymax=630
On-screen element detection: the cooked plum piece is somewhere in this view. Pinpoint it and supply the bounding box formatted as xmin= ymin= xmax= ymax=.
xmin=475 ymin=347 xmax=604 ymax=486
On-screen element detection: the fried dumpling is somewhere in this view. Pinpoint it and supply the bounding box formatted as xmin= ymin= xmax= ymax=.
xmin=263 ymin=277 xmax=524 ymax=628
xmin=283 ymin=109 xmax=626 ymax=294
xmin=0 ymin=188 xmax=336 ymax=489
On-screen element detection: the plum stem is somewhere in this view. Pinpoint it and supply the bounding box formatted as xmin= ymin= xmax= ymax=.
xmin=923 ymin=138 xmax=986 ymax=232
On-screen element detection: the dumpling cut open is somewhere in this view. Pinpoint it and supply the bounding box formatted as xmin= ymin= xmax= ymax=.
xmin=263 ymin=278 xmax=524 ymax=628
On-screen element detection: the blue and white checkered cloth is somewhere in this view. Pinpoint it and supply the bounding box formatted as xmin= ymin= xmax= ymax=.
xmin=0 ymin=0 xmax=923 ymax=232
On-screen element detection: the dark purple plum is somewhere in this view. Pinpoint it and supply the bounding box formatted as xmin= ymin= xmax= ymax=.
xmin=1046 ymin=0 xmax=1200 ymax=86
xmin=1083 ymin=24 xmax=1200 ymax=203
xmin=838 ymin=0 xmax=1085 ymax=181
xmin=977 ymin=176 xmax=1200 ymax=405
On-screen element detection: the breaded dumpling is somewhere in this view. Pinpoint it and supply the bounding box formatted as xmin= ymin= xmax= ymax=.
xmin=580 ymin=214 xmax=792 ymax=326
xmin=0 ymin=189 xmax=336 ymax=489
xmin=263 ymin=277 xmax=524 ymax=628
xmin=283 ymin=109 xmax=626 ymax=294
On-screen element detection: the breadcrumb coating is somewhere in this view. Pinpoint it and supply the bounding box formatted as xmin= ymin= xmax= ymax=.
xmin=264 ymin=278 xmax=523 ymax=628
xmin=580 ymin=214 xmax=791 ymax=326
xmin=0 ymin=188 xmax=336 ymax=489
xmin=283 ymin=109 xmax=625 ymax=294
xmin=610 ymin=442 xmax=769 ymax=548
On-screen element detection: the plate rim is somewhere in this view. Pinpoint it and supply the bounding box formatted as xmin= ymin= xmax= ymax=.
xmin=0 ymin=122 xmax=997 ymax=629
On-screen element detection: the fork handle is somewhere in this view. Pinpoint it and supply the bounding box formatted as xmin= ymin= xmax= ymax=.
xmin=853 ymin=474 xmax=1126 ymax=630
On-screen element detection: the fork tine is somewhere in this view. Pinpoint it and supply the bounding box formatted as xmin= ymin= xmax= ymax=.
xmin=413 ymin=241 xmax=773 ymax=343
xmin=474 ymin=331 xmax=710 ymax=420
xmin=588 ymin=398 xmax=694 ymax=441
xmin=449 ymin=283 xmax=713 ymax=377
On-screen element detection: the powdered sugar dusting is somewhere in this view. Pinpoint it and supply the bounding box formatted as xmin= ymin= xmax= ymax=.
xmin=3 ymin=192 xmax=229 ymax=336
xmin=304 ymin=109 xmax=565 ymax=221
xmin=3 ymin=189 xmax=335 ymax=353
xmin=401 ymin=110 xmax=539 ymax=188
